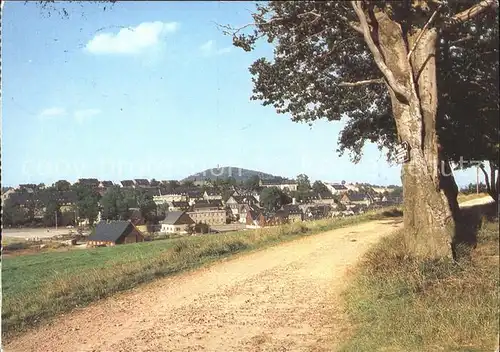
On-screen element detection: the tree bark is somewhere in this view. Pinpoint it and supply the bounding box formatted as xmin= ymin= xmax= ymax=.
xmin=480 ymin=161 xmax=499 ymax=204
xmin=372 ymin=11 xmax=458 ymax=259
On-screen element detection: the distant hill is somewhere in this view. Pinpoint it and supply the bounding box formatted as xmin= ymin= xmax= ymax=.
xmin=182 ymin=167 xmax=276 ymax=183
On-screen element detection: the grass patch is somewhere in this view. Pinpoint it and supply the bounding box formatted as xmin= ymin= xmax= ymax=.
xmin=341 ymin=215 xmax=499 ymax=352
xmin=2 ymin=242 xmax=32 ymax=252
xmin=2 ymin=208 xmax=397 ymax=338
xmin=457 ymin=192 xmax=490 ymax=203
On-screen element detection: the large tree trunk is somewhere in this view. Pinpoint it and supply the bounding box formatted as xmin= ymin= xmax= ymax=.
xmin=374 ymin=12 xmax=459 ymax=259
xmin=480 ymin=160 xmax=499 ymax=205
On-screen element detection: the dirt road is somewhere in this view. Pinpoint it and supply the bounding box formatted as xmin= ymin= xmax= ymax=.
xmin=4 ymin=219 xmax=403 ymax=352
xmin=459 ymin=196 xmax=495 ymax=208
xmin=2 ymin=228 xmax=78 ymax=240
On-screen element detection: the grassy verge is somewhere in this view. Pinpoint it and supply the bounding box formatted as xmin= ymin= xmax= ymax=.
xmin=340 ymin=213 xmax=499 ymax=351
xmin=457 ymin=192 xmax=490 ymax=203
xmin=2 ymin=208 xmax=397 ymax=338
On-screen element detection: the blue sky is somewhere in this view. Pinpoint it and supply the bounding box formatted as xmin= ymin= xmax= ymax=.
xmin=2 ymin=1 xmax=477 ymax=187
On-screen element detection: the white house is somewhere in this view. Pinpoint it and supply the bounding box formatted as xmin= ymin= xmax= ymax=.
xmin=160 ymin=211 xmax=195 ymax=234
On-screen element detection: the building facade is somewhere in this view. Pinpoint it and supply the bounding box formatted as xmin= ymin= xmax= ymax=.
xmin=187 ymin=209 xmax=226 ymax=226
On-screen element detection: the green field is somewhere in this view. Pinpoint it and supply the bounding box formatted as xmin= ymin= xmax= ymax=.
xmin=2 ymin=208 xmax=399 ymax=337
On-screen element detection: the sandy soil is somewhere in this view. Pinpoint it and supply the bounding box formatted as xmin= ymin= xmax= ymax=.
xmin=2 ymin=228 xmax=77 ymax=240
xmin=3 ymin=218 xmax=403 ymax=352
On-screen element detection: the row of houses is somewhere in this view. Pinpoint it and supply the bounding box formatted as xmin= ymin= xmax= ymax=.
xmin=4 ymin=177 xmax=402 ymax=230
xmin=86 ymin=192 xmax=400 ymax=247
xmin=85 ymin=193 xmax=403 ymax=248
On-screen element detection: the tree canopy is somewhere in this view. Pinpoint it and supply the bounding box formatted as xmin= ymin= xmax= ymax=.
xmin=222 ymin=0 xmax=498 ymax=258
xmin=312 ymin=180 xmax=330 ymax=195
xmin=222 ymin=1 xmax=498 ymax=164
xmin=72 ymin=183 xmax=100 ymax=225
xmin=100 ymin=186 xmax=129 ymax=221
xmin=296 ymin=174 xmax=311 ymax=193
xmin=260 ymin=187 xmax=291 ymax=212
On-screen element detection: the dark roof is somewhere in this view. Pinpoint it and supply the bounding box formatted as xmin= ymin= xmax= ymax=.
xmin=193 ymin=203 xmax=220 ymax=210
xmin=159 ymin=189 xmax=184 ymax=195
xmin=121 ymin=180 xmax=135 ymax=187
xmin=283 ymin=204 xmax=302 ymax=215
xmin=161 ymin=180 xmax=176 ymax=184
xmin=78 ymin=178 xmax=100 ymax=186
xmin=187 ymin=190 xmax=203 ymax=198
xmin=101 ymin=181 xmax=114 ymax=187
xmin=332 ymin=184 xmax=348 ymax=190
xmin=160 ymin=187 xmax=201 ymax=196
xmin=301 ymin=195 xmax=319 ymax=202
xmin=134 ymin=179 xmax=150 ymax=186
xmin=19 ymin=184 xmax=37 ymax=189
xmin=204 ymin=190 xmax=221 ymax=196
xmin=346 ymin=193 xmax=369 ymax=202
xmin=162 ymin=211 xmax=194 ymax=225
xmin=171 ymin=201 xmax=189 ymax=208
xmin=209 ymin=199 xmax=223 ymax=207
xmin=318 ymin=191 xmax=334 ymax=199
xmin=88 ymin=221 xmax=135 ymax=242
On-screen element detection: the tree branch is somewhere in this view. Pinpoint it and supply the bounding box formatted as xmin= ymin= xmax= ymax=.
xmin=215 ymin=14 xmax=287 ymax=37
xmin=217 ymin=10 xmax=325 ymax=39
xmin=297 ymin=10 xmax=321 ymax=19
xmin=338 ymin=14 xmax=363 ymax=34
xmin=479 ymin=163 xmax=492 ymax=193
xmin=339 ymin=78 xmax=385 ymax=87
xmin=443 ymin=0 xmax=498 ymax=30
xmin=407 ymin=5 xmax=442 ymax=60
xmin=450 ymin=35 xmax=474 ymax=45
xmin=489 ymin=160 xmax=498 ymax=197
xmin=351 ymin=1 xmax=410 ymax=102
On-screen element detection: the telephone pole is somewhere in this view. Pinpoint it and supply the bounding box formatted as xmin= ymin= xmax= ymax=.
xmin=476 ymin=166 xmax=480 ymax=194
xmin=55 ymin=211 xmax=58 ymax=230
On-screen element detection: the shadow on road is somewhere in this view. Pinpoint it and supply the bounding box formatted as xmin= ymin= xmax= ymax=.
xmin=453 ymin=201 xmax=498 ymax=260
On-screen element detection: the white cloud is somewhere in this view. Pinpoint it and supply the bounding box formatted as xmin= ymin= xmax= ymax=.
xmin=39 ymin=107 xmax=66 ymax=119
xmin=200 ymin=40 xmax=231 ymax=57
xmin=73 ymin=109 xmax=101 ymax=124
xmin=85 ymin=21 xmax=179 ymax=55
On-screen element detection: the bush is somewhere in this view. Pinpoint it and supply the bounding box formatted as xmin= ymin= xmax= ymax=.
xmin=4 ymin=242 xmax=31 ymax=251
xmin=381 ymin=208 xmax=403 ymax=217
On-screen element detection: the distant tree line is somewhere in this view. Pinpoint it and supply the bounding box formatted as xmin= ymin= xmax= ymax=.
xmin=2 ymin=181 xmax=158 ymax=228
xmin=460 ymin=183 xmax=489 ymax=195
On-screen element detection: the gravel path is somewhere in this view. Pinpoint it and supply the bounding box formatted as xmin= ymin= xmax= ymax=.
xmin=4 ymin=219 xmax=403 ymax=352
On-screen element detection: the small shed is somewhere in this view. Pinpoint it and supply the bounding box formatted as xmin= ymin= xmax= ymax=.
xmin=87 ymin=221 xmax=145 ymax=247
